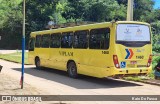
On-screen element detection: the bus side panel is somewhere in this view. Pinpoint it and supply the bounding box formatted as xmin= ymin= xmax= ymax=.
xmin=28 ymin=51 xmax=35 ymax=65
xmin=72 ymin=49 xmax=111 ymax=78
xmin=33 ymin=48 xmax=47 ymax=67
xmin=48 ymin=48 xmax=59 ymax=68
xmin=72 ymin=49 xmax=89 ymax=75
xmin=28 ymin=35 xmax=36 ymax=65
xmin=54 ymin=49 xmax=74 ymax=71
xmin=42 ymin=48 xmax=50 ymax=67
xmin=75 ymin=26 xmax=114 ymax=78
xmin=49 ymin=48 xmax=67 ymax=70
xmin=87 ymin=50 xmax=110 ymax=77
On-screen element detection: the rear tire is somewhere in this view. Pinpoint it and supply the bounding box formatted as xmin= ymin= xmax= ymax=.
xmin=67 ymin=62 xmax=78 ymax=78
xmin=35 ymin=58 xmax=41 ymax=70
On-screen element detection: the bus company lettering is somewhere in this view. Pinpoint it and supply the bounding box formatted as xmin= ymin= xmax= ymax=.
xmin=59 ymin=51 xmax=73 ymax=56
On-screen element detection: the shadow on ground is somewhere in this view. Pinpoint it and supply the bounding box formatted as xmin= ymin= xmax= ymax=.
xmin=12 ymin=67 xmax=142 ymax=89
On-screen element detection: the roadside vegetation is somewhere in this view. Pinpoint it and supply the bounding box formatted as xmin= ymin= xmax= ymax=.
xmin=123 ymin=71 xmax=154 ymax=82
xmin=0 ymin=52 xmax=29 ymax=64
xmin=0 ymin=0 xmax=160 ymax=49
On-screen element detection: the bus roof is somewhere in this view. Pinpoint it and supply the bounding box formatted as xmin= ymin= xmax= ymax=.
xmin=116 ymin=21 xmax=150 ymax=26
xmin=30 ymin=21 xmax=150 ymax=37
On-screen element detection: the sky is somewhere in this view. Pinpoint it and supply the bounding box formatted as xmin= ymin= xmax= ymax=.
xmin=154 ymin=0 xmax=160 ymax=9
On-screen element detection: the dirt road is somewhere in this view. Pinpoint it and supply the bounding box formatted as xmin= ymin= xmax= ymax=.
xmin=0 ymin=59 xmax=160 ymax=104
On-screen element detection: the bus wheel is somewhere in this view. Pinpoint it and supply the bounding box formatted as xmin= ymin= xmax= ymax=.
xmin=68 ymin=62 xmax=78 ymax=78
xmin=35 ymin=58 xmax=41 ymax=70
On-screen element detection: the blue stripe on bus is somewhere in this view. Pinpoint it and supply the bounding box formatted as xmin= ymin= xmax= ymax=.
xmin=125 ymin=49 xmax=130 ymax=59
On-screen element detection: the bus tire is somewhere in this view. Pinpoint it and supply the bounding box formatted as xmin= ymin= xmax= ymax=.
xmin=35 ymin=57 xmax=41 ymax=70
xmin=67 ymin=62 xmax=78 ymax=78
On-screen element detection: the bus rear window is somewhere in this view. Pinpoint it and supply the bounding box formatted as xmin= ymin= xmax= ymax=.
xmin=117 ymin=24 xmax=150 ymax=42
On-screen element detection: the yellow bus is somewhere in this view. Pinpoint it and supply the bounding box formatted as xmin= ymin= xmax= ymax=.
xmin=28 ymin=21 xmax=152 ymax=78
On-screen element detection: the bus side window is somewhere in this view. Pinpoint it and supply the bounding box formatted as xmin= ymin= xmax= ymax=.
xmin=50 ymin=33 xmax=61 ymax=48
xmin=35 ymin=35 xmax=41 ymax=48
xmin=89 ymin=28 xmax=110 ymax=49
xmin=61 ymin=32 xmax=73 ymax=48
xmin=29 ymin=38 xmax=35 ymax=51
xmin=74 ymin=30 xmax=88 ymax=49
xmin=41 ymin=34 xmax=50 ymax=48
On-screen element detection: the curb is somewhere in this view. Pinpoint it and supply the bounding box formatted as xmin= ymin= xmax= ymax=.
xmin=140 ymin=80 xmax=160 ymax=86
xmin=0 ymin=58 xmax=31 ymax=65
xmin=124 ymin=78 xmax=160 ymax=86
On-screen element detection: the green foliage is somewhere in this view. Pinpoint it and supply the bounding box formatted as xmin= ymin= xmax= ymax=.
xmin=134 ymin=0 xmax=154 ymax=22
xmin=152 ymin=56 xmax=160 ymax=67
xmin=0 ymin=0 xmax=22 ymax=49
xmin=26 ymin=0 xmax=58 ymax=30
xmin=86 ymin=0 xmax=120 ymax=21
xmin=62 ymin=0 xmax=87 ymax=22
xmin=62 ymin=0 xmax=127 ymax=22
xmin=152 ymin=34 xmax=160 ymax=52
xmin=0 ymin=0 xmax=160 ymax=49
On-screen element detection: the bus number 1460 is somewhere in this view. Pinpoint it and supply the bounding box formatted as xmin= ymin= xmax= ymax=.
xmin=102 ymin=51 xmax=109 ymax=54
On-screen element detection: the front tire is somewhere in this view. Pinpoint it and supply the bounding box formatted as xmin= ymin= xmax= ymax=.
xmin=67 ymin=62 xmax=78 ymax=78
xmin=35 ymin=58 xmax=41 ymax=70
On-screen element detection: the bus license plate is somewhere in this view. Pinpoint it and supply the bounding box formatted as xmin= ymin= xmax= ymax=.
xmin=127 ymin=64 xmax=135 ymax=68
xmin=130 ymin=61 xmax=137 ymax=65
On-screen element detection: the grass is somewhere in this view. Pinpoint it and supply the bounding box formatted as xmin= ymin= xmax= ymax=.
xmin=123 ymin=71 xmax=155 ymax=82
xmin=124 ymin=69 xmax=155 ymax=81
xmin=123 ymin=76 xmax=143 ymax=82
xmin=0 ymin=52 xmax=29 ymax=64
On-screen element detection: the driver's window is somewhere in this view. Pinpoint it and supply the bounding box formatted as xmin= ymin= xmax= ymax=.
xmin=29 ymin=38 xmax=35 ymax=51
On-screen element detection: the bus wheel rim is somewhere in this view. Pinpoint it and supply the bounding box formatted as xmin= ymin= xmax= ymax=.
xmin=37 ymin=61 xmax=40 ymax=67
xmin=70 ymin=66 xmax=76 ymax=75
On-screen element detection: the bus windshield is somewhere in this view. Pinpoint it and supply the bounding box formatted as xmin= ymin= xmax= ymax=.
xmin=116 ymin=24 xmax=151 ymax=42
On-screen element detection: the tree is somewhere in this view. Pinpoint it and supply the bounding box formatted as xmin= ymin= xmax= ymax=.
xmin=0 ymin=0 xmax=160 ymax=49
xmin=0 ymin=0 xmax=22 ymax=49
xmin=134 ymin=0 xmax=154 ymax=22
xmin=62 ymin=0 xmax=127 ymax=22
xmin=62 ymin=0 xmax=87 ymax=22
xmin=26 ymin=0 xmax=58 ymax=31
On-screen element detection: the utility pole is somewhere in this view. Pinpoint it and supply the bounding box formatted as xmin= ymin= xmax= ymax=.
xmin=21 ymin=0 xmax=25 ymax=89
xmin=127 ymin=0 xmax=134 ymax=21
